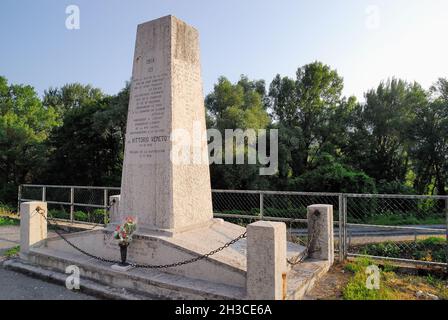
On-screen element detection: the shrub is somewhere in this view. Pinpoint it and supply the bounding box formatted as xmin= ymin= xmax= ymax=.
xmin=0 ymin=217 xmax=20 ymax=226
xmin=289 ymin=160 xmax=377 ymax=194
xmin=0 ymin=203 xmax=15 ymax=216
xmin=357 ymin=237 xmax=447 ymax=263
xmin=91 ymin=209 xmax=107 ymax=223
xmin=48 ymin=209 xmax=69 ymax=219
xmin=74 ymin=211 xmax=88 ymax=222
xmin=376 ymin=180 xmax=415 ymax=195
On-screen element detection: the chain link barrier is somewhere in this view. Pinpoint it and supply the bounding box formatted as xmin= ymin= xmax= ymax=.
xmin=287 ymin=219 xmax=317 ymax=266
xmin=36 ymin=207 xmax=248 ymax=269
xmin=346 ymin=195 xmax=447 ymax=265
xmin=20 ymin=185 xmax=448 ymax=267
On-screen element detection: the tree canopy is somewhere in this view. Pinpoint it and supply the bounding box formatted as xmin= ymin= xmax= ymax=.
xmin=1 ymin=61 xmax=447 ymax=205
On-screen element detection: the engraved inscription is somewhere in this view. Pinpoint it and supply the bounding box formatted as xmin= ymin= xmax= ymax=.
xmin=126 ymin=56 xmax=170 ymax=164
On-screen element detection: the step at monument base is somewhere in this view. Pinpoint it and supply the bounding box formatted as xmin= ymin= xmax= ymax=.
xmin=4 ymin=248 xmax=330 ymax=300
xmin=8 ymin=249 xmax=246 ymax=300
xmin=34 ymin=220 xmax=306 ymax=289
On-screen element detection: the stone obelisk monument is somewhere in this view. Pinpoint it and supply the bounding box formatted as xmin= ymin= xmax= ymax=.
xmin=119 ymin=15 xmax=213 ymax=235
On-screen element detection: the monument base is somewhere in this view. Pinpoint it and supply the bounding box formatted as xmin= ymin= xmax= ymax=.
xmin=10 ymin=218 xmax=332 ymax=299
xmin=7 ymin=249 xmax=329 ymax=300
xmin=111 ymin=263 xmax=134 ymax=272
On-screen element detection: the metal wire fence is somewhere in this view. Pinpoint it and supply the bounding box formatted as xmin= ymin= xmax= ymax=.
xmin=345 ymin=194 xmax=448 ymax=267
xmin=18 ymin=184 xmax=448 ymax=267
xmin=19 ymin=184 xmax=120 ymax=225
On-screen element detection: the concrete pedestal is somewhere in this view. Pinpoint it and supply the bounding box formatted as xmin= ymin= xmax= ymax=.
xmin=307 ymin=204 xmax=334 ymax=264
xmin=20 ymin=202 xmax=47 ymax=259
xmin=246 ymin=221 xmax=287 ymax=300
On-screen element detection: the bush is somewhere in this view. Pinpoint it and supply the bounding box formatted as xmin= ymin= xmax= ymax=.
xmin=0 ymin=203 xmax=15 ymax=216
xmin=290 ymin=161 xmax=377 ymax=194
xmin=358 ymin=237 xmax=447 ymax=263
xmin=91 ymin=209 xmax=107 ymax=223
xmin=48 ymin=209 xmax=69 ymax=219
xmin=376 ymin=180 xmax=415 ymax=195
xmin=0 ymin=217 xmax=20 ymax=226
xmin=74 ymin=211 xmax=88 ymax=222
xmin=361 ymin=242 xmax=401 ymax=257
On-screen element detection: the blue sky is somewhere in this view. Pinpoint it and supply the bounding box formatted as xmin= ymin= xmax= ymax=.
xmin=1 ymin=0 xmax=447 ymax=101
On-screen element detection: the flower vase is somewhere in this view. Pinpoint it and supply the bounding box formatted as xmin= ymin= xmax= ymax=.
xmin=119 ymin=243 xmax=129 ymax=266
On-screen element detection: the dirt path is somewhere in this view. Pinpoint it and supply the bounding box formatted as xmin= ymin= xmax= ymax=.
xmin=304 ymin=263 xmax=351 ymax=300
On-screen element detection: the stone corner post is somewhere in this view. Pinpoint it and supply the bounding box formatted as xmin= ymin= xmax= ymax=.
xmin=107 ymin=195 xmax=121 ymax=227
xmin=307 ymin=204 xmax=334 ymax=265
xmin=246 ymin=221 xmax=287 ymax=300
xmin=20 ymin=201 xmax=47 ymax=259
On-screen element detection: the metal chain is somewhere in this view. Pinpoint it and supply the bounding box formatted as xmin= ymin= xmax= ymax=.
xmin=286 ymin=221 xmax=317 ymax=266
xmin=35 ymin=207 xmax=247 ymax=269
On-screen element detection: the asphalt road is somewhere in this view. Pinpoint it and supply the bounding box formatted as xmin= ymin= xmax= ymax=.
xmin=290 ymin=224 xmax=447 ymax=245
xmin=0 ymin=261 xmax=98 ymax=300
xmin=291 ymin=224 xmax=446 ymax=237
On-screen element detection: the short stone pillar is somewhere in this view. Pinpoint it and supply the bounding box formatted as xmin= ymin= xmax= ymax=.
xmin=246 ymin=221 xmax=287 ymax=300
xmin=307 ymin=204 xmax=334 ymax=264
xmin=108 ymin=195 xmax=121 ymax=225
xmin=20 ymin=201 xmax=47 ymax=259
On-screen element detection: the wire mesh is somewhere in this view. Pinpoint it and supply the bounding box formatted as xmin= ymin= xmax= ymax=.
xmin=346 ymin=195 xmax=447 ymax=265
xmin=212 ymin=191 xmax=260 ymax=218
xmin=18 ymin=185 xmax=448 ymax=267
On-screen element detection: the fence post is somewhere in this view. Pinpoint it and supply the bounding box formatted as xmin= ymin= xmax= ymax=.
xmin=342 ymin=194 xmax=348 ymax=260
xmin=70 ymin=187 xmax=74 ymax=222
xmin=103 ymin=188 xmax=108 ymax=224
xmin=338 ymin=194 xmax=344 ymax=262
xmin=17 ymin=185 xmax=22 ymax=214
xmin=445 ymin=198 xmax=448 ymax=270
xmin=42 ymin=186 xmax=46 ymax=202
xmin=259 ymin=192 xmax=264 ymax=220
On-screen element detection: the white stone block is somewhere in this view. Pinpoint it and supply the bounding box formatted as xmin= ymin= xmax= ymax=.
xmin=246 ymin=221 xmax=287 ymax=300
xmin=108 ymin=195 xmax=121 ymax=225
xmin=307 ymin=204 xmax=334 ymax=264
xmin=20 ymin=202 xmax=47 ymax=259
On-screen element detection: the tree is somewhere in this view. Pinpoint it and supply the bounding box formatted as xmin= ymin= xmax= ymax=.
xmin=205 ymin=75 xmax=271 ymax=189
xmin=43 ymin=83 xmax=104 ymax=120
xmin=206 ymin=76 xmax=270 ymax=130
xmin=0 ymin=76 xmax=58 ymax=203
xmin=269 ymin=61 xmax=349 ymax=176
xmin=408 ymin=78 xmax=448 ymax=195
xmin=345 ymin=79 xmax=427 ymax=184
xmin=43 ymin=83 xmax=129 ymax=187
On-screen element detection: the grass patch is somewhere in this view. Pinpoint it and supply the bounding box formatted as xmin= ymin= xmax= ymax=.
xmin=0 ymin=216 xmax=19 ymax=226
xmin=343 ymin=257 xmax=448 ymax=300
xmin=343 ymin=257 xmax=397 ymax=300
xmin=3 ymin=246 xmax=20 ymax=258
xmin=353 ymin=237 xmax=447 ymax=263
xmin=363 ymin=214 xmax=445 ymax=226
